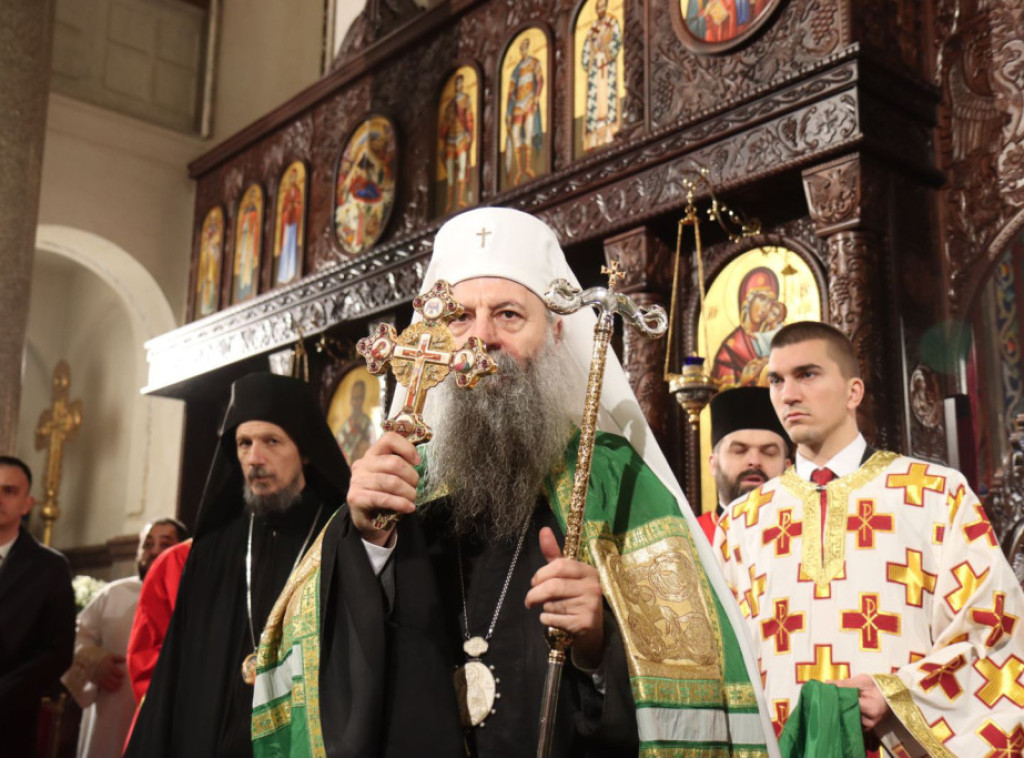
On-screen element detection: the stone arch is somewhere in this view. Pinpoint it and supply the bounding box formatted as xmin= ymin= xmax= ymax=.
xmin=28 ymin=225 xmax=184 ymax=545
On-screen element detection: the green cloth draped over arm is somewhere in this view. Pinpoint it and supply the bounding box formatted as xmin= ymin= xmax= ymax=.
xmin=778 ymin=681 xmax=864 ymax=758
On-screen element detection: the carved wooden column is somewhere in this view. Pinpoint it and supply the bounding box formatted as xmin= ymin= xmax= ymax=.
xmin=0 ymin=0 xmax=56 ymax=451
xmin=802 ymin=153 xmax=899 ymax=448
xmin=603 ymin=227 xmax=679 ymax=469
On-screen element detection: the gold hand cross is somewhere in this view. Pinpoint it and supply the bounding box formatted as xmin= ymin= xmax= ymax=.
xmin=357 ymin=280 xmax=497 ymax=444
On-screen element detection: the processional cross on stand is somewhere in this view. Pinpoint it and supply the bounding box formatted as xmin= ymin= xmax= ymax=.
xmin=357 ymin=280 xmax=498 ymax=527
xmin=34 ymin=361 xmax=83 ymax=546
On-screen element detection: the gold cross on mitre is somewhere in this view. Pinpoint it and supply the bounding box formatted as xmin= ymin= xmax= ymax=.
xmin=34 ymin=361 xmax=83 ymax=546
xmin=357 ymin=280 xmax=497 ymax=445
xmin=601 ymin=259 xmax=625 ymax=292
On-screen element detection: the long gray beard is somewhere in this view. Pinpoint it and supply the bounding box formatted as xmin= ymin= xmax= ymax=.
xmin=426 ymin=336 xmax=578 ymax=540
xmin=242 ymin=469 xmax=303 ymax=517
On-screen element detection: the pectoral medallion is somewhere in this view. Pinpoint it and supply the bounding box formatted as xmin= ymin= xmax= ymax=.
xmin=241 ymin=651 xmax=258 ymax=685
xmin=453 ymin=636 xmax=500 ymax=727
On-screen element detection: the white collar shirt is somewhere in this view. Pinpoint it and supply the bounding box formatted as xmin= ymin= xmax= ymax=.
xmin=0 ymin=533 xmax=18 ymax=563
xmin=794 ymin=433 xmax=867 ymax=481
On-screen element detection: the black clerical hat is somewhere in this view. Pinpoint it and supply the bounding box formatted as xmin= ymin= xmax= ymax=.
xmin=193 ymin=372 xmax=351 ymax=537
xmin=710 ymin=387 xmax=789 ymax=448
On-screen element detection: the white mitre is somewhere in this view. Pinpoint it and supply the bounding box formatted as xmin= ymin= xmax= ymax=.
xmin=418 ymin=206 xmax=662 ymax=463
xmin=400 ymin=208 xmax=778 ymax=753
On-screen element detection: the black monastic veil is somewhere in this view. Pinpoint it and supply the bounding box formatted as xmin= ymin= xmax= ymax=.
xmin=124 ymin=372 xmax=349 ymax=758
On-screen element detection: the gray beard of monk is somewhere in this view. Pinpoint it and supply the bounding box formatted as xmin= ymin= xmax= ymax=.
xmin=243 ymin=467 xmax=303 ymax=517
xmin=427 ymin=335 xmax=578 ymax=541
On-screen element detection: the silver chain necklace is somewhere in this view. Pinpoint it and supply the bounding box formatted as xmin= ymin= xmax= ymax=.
xmin=240 ymin=503 xmax=322 ymax=685
xmin=453 ymin=522 xmax=529 ymax=728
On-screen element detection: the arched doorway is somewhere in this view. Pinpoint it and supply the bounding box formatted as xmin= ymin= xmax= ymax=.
xmin=17 ymin=226 xmax=185 ymax=551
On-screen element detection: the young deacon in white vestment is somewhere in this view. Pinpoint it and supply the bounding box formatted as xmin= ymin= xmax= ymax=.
xmin=715 ymin=321 xmax=1024 ymax=757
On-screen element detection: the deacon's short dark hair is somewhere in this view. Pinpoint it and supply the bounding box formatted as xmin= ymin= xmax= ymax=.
xmin=149 ymin=517 xmax=190 ymax=542
xmin=770 ymin=321 xmax=861 ymax=380
xmin=0 ymin=456 xmax=32 ymax=487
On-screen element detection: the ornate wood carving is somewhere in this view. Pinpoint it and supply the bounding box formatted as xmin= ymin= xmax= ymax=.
xmin=822 ymin=230 xmax=888 ymax=445
xmin=803 ymin=155 xmax=864 ymax=233
xmin=160 ymin=0 xmax=943 ymax=447
xmin=619 ymin=0 xmax=646 ymax=139
xmin=933 ymin=0 xmax=1024 ymax=316
xmin=849 ymin=0 xmax=927 ymax=77
xmin=537 ymin=87 xmax=859 ymax=243
xmin=648 ymin=0 xmax=846 ymax=128
xmin=146 ymin=253 xmax=427 ymax=393
xmin=332 ymin=0 xmax=428 ymax=65
xmin=603 ymin=227 xmax=679 ymax=481
xmin=803 ymin=154 xmax=904 ymax=450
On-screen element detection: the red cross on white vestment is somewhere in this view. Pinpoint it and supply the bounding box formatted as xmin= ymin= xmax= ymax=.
xmin=971 ymin=592 xmax=1019 ymax=648
xmin=918 ymin=654 xmax=966 ymax=700
xmin=840 ymin=593 xmax=900 ymax=650
xmin=964 ymin=502 xmax=998 ymax=547
xmin=979 ymin=721 xmax=1024 ymax=757
xmin=846 ymin=498 xmax=893 ymax=549
xmin=771 ymin=700 xmax=790 ymax=737
xmin=762 ymin=508 xmax=801 ymax=557
xmin=761 ymin=598 xmax=805 ymax=654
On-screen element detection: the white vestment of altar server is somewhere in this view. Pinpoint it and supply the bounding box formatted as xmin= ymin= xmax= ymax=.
xmin=716 ymin=450 xmax=1024 ymax=757
xmin=63 ymin=576 xmax=142 ymax=758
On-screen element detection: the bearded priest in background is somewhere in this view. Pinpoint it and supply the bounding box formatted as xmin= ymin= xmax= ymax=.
xmin=253 ymin=208 xmax=780 ymax=758
xmin=125 ymin=374 xmax=349 ymax=758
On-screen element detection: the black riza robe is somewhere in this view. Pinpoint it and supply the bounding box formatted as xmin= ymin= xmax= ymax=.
xmin=316 ymin=499 xmax=639 ymax=757
xmin=124 ymin=373 xmax=349 ymax=758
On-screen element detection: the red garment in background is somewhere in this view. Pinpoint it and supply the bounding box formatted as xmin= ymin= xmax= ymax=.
xmin=697 ymin=510 xmax=719 ymax=544
xmin=122 ymin=539 xmax=192 ymax=748
xmin=127 ymin=539 xmax=191 ymax=702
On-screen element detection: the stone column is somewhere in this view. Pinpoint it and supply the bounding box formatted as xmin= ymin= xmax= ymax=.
xmin=603 ymin=226 xmax=680 ymax=468
xmin=0 ymin=0 xmax=56 ymax=451
xmin=802 ymin=153 xmax=900 ymax=449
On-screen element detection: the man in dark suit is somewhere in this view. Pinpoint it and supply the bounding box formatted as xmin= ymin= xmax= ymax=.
xmin=0 ymin=455 xmax=75 ymax=757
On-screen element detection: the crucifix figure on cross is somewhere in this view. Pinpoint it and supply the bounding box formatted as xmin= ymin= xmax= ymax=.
xmin=358 ymin=279 xmax=497 ymax=445
xmin=34 ymin=360 xmax=83 ymax=546
xmin=357 ymin=280 xmax=497 ymax=529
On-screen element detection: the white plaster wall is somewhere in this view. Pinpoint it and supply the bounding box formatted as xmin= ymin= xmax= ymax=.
xmin=210 ymin=0 xmax=325 ymax=142
xmin=39 ymin=93 xmax=203 ymax=322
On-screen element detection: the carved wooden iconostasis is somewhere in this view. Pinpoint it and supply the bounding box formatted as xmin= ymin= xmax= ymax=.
xmin=142 ymin=0 xmax=1024 ymax=555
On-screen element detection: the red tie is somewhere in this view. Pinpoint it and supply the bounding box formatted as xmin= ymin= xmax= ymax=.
xmin=810 ymin=468 xmax=836 ymax=543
